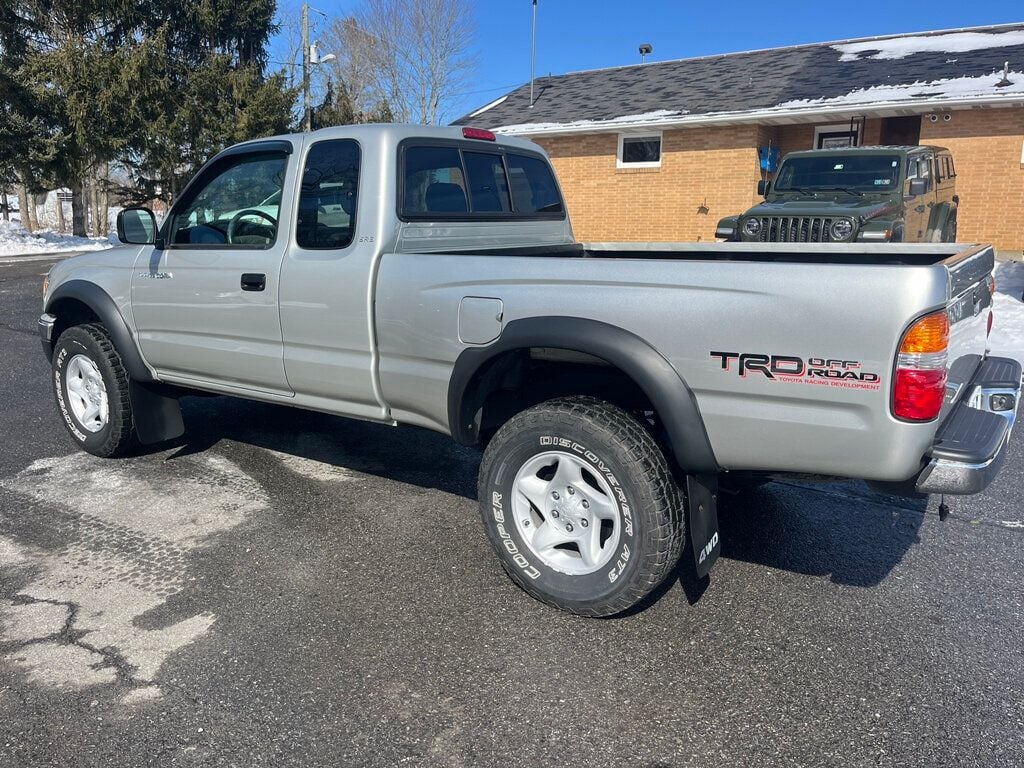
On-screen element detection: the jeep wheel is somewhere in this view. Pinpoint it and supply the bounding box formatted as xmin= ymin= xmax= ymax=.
xmin=52 ymin=323 xmax=137 ymax=458
xmin=478 ymin=397 xmax=685 ymax=617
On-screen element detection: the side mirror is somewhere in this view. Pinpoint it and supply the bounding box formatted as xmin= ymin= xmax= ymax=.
xmin=907 ymin=178 xmax=929 ymax=197
xmin=757 ymin=179 xmax=770 ymax=197
xmin=117 ymin=207 xmax=157 ymax=245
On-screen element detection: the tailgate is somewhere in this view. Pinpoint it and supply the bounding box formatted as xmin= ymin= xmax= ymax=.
xmin=942 ymin=245 xmax=996 ymax=417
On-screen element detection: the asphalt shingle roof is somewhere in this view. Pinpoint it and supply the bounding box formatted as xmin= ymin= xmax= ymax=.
xmin=454 ymin=23 xmax=1024 ymax=132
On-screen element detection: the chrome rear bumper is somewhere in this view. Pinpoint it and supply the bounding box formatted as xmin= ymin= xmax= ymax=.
xmin=915 ymin=356 xmax=1021 ymax=495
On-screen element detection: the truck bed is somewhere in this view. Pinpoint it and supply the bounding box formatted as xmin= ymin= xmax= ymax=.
xmin=432 ymin=241 xmax=990 ymax=268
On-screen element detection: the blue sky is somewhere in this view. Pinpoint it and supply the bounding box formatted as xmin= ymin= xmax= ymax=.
xmin=275 ymin=0 xmax=1022 ymax=120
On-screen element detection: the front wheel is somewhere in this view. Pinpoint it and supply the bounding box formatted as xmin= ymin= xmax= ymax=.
xmin=52 ymin=323 xmax=137 ymax=457
xmin=478 ymin=397 xmax=686 ymax=617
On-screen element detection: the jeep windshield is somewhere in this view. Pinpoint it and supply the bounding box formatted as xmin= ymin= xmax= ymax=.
xmin=773 ymin=155 xmax=901 ymax=193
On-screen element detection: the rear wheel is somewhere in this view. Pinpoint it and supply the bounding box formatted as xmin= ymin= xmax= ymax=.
xmin=478 ymin=397 xmax=685 ymax=617
xmin=52 ymin=323 xmax=137 ymax=457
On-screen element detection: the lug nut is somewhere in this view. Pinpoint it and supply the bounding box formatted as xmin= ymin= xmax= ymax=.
xmin=581 ymin=499 xmax=589 ymax=509
xmin=522 ymin=519 xmax=531 ymax=527
xmin=551 ymin=510 xmax=560 ymax=518
xmin=580 ymin=519 xmax=589 ymax=527
xmin=567 ymin=487 xmax=575 ymax=495
xmin=565 ymin=523 xmax=574 ymax=532
xmin=552 ymin=491 xmax=560 ymax=500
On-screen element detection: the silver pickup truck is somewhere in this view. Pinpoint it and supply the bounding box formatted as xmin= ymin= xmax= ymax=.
xmin=39 ymin=124 xmax=1021 ymax=617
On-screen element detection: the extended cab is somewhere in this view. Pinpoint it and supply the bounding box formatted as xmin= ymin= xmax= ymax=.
xmin=40 ymin=125 xmax=1019 ymax=616
xmin=717 ymin=145 xmax=959 ymax=244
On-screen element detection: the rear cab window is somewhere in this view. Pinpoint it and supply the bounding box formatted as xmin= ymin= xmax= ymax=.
xmin=297 ymin=139 xmax=360 ymax=249
xmin=399 ymin=140 xmax=564 ymax=220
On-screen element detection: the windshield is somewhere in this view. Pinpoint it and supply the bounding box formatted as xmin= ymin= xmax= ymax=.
xmin=773 ymin=154 xmax=901 ymax=192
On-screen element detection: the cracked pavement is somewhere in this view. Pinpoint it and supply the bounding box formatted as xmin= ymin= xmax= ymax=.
xmin=1 ymin=256 xmax=1023 ymax=767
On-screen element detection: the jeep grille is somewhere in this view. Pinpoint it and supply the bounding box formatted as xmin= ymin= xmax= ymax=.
xmin=748 ymin=216 xmax=842 ymax=243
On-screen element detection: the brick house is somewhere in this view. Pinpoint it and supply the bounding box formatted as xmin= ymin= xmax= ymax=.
xmin=455 ymin=23 xmax=1024 ymax=252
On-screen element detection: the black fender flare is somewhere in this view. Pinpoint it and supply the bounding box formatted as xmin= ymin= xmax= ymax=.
xmin=45 ymin=280 xmax=184 ymax=444
xmin=45 ymin=280 xmax=155 ymax=382
xmin=447 ymin=316 xmax=719 ymax=473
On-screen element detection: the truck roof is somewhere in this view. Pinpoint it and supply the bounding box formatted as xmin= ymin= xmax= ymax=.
xmin=229 ymin=123 xmax=547 ymax=156
xmin=785 ymin=145 xmax=950 ymax=158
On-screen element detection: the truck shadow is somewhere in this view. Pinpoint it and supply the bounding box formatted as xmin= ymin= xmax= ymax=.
xmin=168 ymin=395 xmax=481 ymax=499
xmin=670 ymin=480 xmax=928 ymax=606
xmin=168 ymin=396 xmax=927 ymax=602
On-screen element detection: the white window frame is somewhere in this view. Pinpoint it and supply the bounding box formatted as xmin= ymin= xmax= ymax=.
xmin=814 ymin=123 xmax=860 ymax=149
xmin=617 ymin=132 xmax=663 ymax=169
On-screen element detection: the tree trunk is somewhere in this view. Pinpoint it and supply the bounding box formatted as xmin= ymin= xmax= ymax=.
xmin=100 ymin=164 xmax=109 ymax=236
xmin=55 ymin=191 xmax=66 ymax=233
xmin=17 ymin=184 xmax=30 ymax=231
xmin=1 ymin=191 xmax=9 ymax=222
xmin=30 ymin=196 xmax=40 ymax=231
xmin=70 ymin=182 xmax=87 ymax=237
xmin=90 ymin=176 xmax=101 ymax=235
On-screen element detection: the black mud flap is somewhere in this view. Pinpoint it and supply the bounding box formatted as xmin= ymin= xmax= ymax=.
xmin=687 ymin=474 xmax=720 ymax=579
xmin=129 ymin=380 xmax=185 ymax=445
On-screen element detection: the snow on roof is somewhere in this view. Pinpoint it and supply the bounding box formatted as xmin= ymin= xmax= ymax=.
xmin=833 ymin=29 xmax=1024 ymax=62
xmin=775 ymin=69 xmax=1024 ymax=109
xmin=468 ymin=95 xmax=508 ymax=118
xmin=494 ymin=109 xmax=687 ymax=135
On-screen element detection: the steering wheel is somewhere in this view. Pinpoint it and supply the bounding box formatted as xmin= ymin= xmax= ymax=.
xmin=226 ymin=209 xmax=278 ymax=244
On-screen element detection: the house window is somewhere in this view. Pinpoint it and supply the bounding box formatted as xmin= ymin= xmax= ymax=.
xmin=617 ymin=133 xmax=662 ymax=168
xmin=814 ymin=123 xmax=859 ymax=149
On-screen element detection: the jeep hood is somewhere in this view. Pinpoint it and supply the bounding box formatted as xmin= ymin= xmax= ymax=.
xmin=746 ymin=197 xmax=897 ymax=221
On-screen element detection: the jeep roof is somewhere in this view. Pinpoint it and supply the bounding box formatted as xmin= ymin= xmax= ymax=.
xmin=783 ymin=145 xmax=950 ymax=158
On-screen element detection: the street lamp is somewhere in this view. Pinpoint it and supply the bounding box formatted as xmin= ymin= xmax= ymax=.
xmin=302 ymin=3 xmax=336 ymax=131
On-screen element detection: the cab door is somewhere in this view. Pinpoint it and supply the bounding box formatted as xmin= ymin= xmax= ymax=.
xmin=902 ymin=153 xmax=934 ymax=241
xmin=131 ymin=142 xmax=296 ymax=393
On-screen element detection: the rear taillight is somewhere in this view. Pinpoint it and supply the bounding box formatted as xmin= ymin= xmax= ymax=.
xmin=893 ymin=310 xmax=949 ymax=421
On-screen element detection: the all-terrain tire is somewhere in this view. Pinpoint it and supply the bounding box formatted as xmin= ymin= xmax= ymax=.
xmin=52 ymin=323 xmax=137 ymax=458
xmin=478 ymin=396 xmax=686 ymax=617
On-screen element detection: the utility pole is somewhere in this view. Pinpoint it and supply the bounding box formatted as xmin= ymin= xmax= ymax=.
xmin=529 ymin=0 xmax=537 ymax=108
xmin=302 ymin=2 xmax=311 ymax=131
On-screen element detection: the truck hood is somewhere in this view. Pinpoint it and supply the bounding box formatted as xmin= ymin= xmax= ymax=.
xmin=748 ymin=197 xmax=898 ymax=221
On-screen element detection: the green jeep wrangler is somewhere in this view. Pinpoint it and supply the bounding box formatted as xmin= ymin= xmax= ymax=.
xmin=717 ymin=145 xmax=959 ymax=244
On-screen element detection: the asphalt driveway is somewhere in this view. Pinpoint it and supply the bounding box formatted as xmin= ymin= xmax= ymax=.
xmin=1 ymin=256 xmax=1022 ymax=767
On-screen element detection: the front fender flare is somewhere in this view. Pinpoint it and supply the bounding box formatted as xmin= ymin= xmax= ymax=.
xmin=448 ymin=316 xmax=719 ymax=473
xmin=45 ymin=279 xmax=155 ymax=383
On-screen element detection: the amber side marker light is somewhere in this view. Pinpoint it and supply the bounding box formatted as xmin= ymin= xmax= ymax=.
xmin=893 ymin=310 xmax=950 ymax=422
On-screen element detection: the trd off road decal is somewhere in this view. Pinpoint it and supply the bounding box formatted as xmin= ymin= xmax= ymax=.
xmin=710 ymin=351 xmax=882 ymax=391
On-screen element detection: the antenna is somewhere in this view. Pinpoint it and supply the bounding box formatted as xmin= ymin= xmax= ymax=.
xmin=639 ymin=43 xmax=653 ymax=63
xmin=530 ymin=0 xmax=538 ymax=107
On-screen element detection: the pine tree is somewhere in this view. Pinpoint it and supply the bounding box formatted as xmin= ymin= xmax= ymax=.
xmin=1 ymin=1 xmax=297 ymax=229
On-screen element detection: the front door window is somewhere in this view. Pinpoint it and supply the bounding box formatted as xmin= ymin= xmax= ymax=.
xmin=167 ymin=154 xmax=288 ymax=247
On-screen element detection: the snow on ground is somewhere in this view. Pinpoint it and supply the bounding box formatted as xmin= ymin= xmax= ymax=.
xmin=775 ymin=69 xmax=1024 ymax=110
xmin=0 ymin=219 xmax=114 ymax=256
xmin=989 ymin=261 xmax=1024 ymax=368
xmin=833 ymin=29 xmax=1024 ymax=62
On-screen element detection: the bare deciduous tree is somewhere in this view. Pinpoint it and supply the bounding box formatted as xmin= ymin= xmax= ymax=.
xmin=327 ymin=0 xmax=476 ymax=125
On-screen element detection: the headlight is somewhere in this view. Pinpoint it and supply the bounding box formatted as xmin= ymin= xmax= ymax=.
xmin=830 ymin=219 xmax=854 ymax=240
xmin=742 ymin=218 xmax=762 ymax=237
